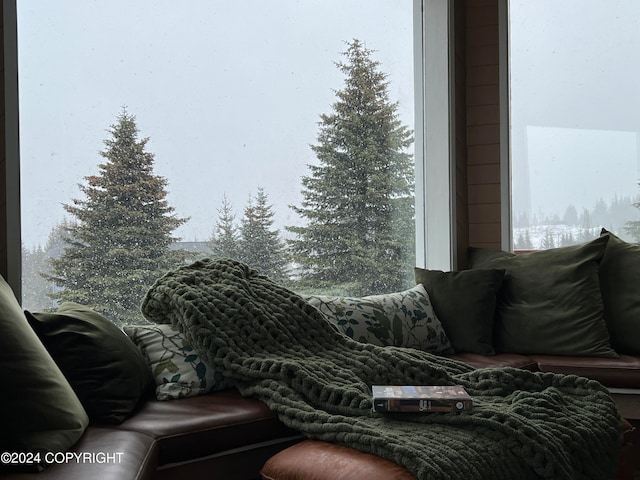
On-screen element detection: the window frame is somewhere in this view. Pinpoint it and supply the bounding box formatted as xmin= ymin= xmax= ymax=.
xmin=414 ymin=0 xmax=456 ymax=270
xmin=499 ymin=0 xmax=512 ymax=252
xmin=3 ymin=0 xmax=21 ymax=298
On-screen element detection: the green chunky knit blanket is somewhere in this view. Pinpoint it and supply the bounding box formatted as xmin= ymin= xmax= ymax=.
xmin=141 ymin=258 xmax=622 ymax=480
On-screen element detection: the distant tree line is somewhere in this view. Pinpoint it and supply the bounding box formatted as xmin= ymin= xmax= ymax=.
xmin=624 ymin=183 xmax=640 ymax=241
xmin=21 ymin=39 xmax=415 ymax=324
xmin=513 ymin=193 xmax=640 ymax=250
xmin=513 ymin=195 xmax=640 ymax=232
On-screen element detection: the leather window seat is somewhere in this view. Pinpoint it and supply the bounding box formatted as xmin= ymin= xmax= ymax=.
xmin=259 ymin=354 xmax=640 ymax=480
xmin=0 ymin=390 xmax=301 ymax=480
xmin=3 ymin=356 xmax=639 ymax=480
xmin=447 ymin=353 xmax=640 ymax=390
xmin=0 ymin=428 xmax=158 ymax=480
xmin=113 ymin=389 xmax=299 ymax=468
xmin=529 ymin=354 xmax=640 ymax=389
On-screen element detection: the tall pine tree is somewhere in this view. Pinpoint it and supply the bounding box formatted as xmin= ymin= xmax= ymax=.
xmin=208 ymin=194 xmax=240 ymax=260
xmin=48 ymin=109 xmax=188 ymax=325
xmin=287 ymin=39 xmax=414 ymax=296
xmin=238 ymin=188 xmax=289 ymax=283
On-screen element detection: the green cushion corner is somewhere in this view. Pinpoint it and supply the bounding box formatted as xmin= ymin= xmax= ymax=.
xmin=599 ymin=228 xmax=640 ymax=354
xmin=414 ymin=267 xmax=505 ymax=355
xmin=25 ymin=302 xmax=154 ymax=424
xmin=0 ymin=278 xmax=88 ymax=472
xmin=468 ymin=235 xmax=617 ymax=358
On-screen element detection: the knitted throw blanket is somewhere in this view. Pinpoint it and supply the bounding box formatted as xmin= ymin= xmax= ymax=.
xmin=141 ymin=258 xmax=622 ymax=480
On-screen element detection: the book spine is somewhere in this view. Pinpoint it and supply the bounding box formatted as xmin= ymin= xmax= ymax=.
xmin=372 ymin=398 xmax=472 ymax=413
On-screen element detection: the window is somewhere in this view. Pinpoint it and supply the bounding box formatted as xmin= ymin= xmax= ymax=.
xmin=509 ymin=0 xmax=640 ymax=250
xmin=16 ymin=1 xmax=435 ymax=318
xmin=415 ymin=0 xmax=455 ymax=270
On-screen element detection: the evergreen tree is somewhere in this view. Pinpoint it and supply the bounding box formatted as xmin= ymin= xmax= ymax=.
xmin=22 ymin=220 xmax=75 ymax=311
xmin=580 ymin=208 xmax=592 ymax=229
xmin=562 ymin=205 xmax=578 ymax=226
xmin=576 ymin=228 xmax=597 ymax=243
xmin=524 ymin=230 xmax=533 ymax=249
xmin=48 ymin=109 xmax=188 ymax=325
xmin=514 ymin=230 xmax=533 ymax=250
xmin=608 ymin=194 xmax=637 ymax=236
xmin=591 ymin=197 xmax=609 ymax=227
xmin=559 ymin=231 xmax=576 ymax=247
xmin=22 ymin=243 xmax=50 ymax=310
xmin=624 ymin=183 xmax=640 ymax=241
xmin=209 ymin=194 xmax=240 ymax=260
xmin=540 ymin=229 xmax=556 ymax=249
xmin=238 ymin=188 xmax=289 ymax=282
xmin=287 ymin=39 xmax=414 ymax=296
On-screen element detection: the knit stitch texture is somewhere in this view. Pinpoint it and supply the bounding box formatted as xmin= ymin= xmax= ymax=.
xmin=141 ymin=258 xmax=622 ymax=480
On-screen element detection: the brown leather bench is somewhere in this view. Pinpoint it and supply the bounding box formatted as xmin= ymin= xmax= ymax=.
xmin=0 ymin=390 xmax=301 ymax=480
xmin=259 ymin=352 xmax=640 ymax=480
xmin=260 ymin=440 xmax=416 ymax=480
xmin=260 ymin=421 xmax=638 ymax=480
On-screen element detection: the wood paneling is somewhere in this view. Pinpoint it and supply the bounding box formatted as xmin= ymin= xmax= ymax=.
xmin=454 ymin=0 xmax=469 ymax=267
xmin=465 ymin=0 xmax=502 ymax=251
xmin=468 ymin=143 xmax=500 ymax=165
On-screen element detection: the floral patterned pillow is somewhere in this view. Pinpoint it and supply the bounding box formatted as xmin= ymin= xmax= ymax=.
xmin=124 ymin=324 xmax=232 ymax=400
xmin=303 ymin=285 xmax=454 ymax=354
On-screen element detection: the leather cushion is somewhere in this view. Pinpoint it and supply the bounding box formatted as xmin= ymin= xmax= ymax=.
xmin=0 ymin=427 xmax=158 ymax=480
xmin=114 ymin=390 xmax=296 ymax=465
xmin=447 ymin=352 xmax=538 ymax=371
xmin=531 ymin=354 xmax=640 ymax=389
xmin=260 ymin=440 xmax=417 ymax=480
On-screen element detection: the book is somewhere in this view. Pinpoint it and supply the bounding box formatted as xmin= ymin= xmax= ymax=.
xmin=371 ymin=385 xmax=473 ymax=413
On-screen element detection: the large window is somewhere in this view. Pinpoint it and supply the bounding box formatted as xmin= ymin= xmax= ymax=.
xmin=17 ymin=1 xmax=426 ymax=319
xmin=509 ymin=0 xmax=640 ymax=250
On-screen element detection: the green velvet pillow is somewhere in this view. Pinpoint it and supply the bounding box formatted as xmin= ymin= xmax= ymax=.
xmin=0 ymin=278 xmax=88 ymax=472
xmin=468 ymin=235 xmax=617 ymax=357
xmin=599 ymin=229 xmax=640 ymax=354
xmin=414 ymin=268 xmax=505 ymax=355
xmin=25 ymin=302 xmax=154 ymax=424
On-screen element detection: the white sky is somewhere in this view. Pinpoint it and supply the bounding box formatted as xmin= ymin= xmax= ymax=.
xmin=17 ymin=0 xmax=414 ymax=248
xmin=524 ymin=127 xmax=638 ymax=218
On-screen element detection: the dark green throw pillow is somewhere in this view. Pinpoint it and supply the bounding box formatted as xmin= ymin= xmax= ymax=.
xmin=414 ymin=268 xmax=505 ymax=355
xmin=25 ymin=302 xmax=154 ymax=424
xmin=599 ymin=229 xmax=640 ymax=354
xmin=0 ymin=278 xmax=88 ymax=472
xmin=468 ymin=235 xmax=617 ymax=358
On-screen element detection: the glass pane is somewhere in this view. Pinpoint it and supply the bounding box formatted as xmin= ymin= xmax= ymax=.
xmin=18 ymin=1 xmax=415 ymax=319
xmin=509 ymin=0 xmax=640 ymax=251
